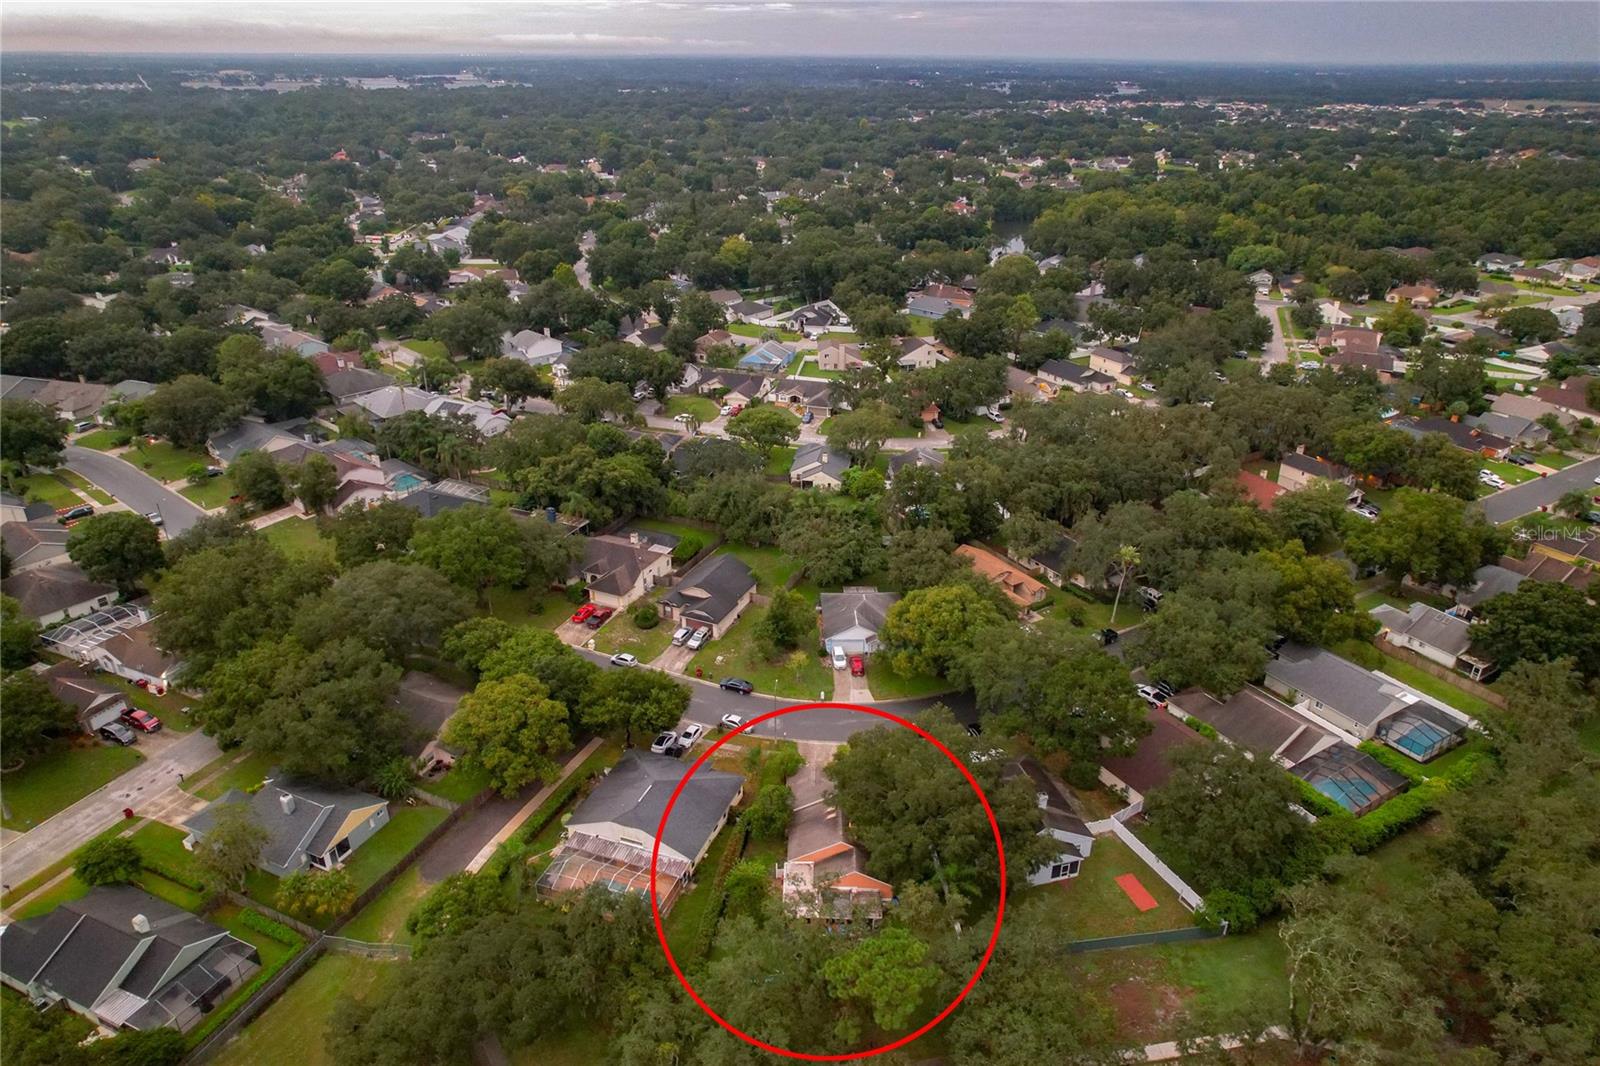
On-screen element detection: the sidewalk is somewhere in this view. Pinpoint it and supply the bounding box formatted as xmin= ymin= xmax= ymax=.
xmin=463 ymin=737 xmax=604 ymax=873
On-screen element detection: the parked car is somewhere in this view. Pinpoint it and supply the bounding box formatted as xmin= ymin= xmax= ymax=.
xmin=205 ymin=466 xmax=225 ymax=478
xmin=719 ymin=404 xmax=733 ymax=416
xmin=678 ymin=723 xmax=705 ymax=748
xmin=1506 ymin=453 xmax=1534 ymax=466
xmin=1138 ymin=381 xmax=1157 ymax=392
xmin=801 ymin=410 xmax=814 ymax=424
xmin=831 ymin=646 xmax=848 ymax=670
xmin=719 ymin=677 xmax=754 ymax=694
xmin=850 ymin=655 xmax=865 ymax=677
xmin=720 ymin=713 xmax=745 ymax=731
xmin=984 ymin=408 xmax=1005 ymax=423
xmin=671 ymin=626 xmax=692 ymax=646
xmin=650 ymin=730 xmax=679 ymax=754
xmin=1095 ymin=628 xmax=1119 ymax=646
xmin=1297 ymin=360 xmax=1320 ymax=371
xmin=74 ymin=420 xmax=97 ymax=433
xmin=1479 ymin=471 xmax=1506 ymax=489
xmin=930 ymin=416 xmax=944 ymax=429
xmin=57 ymin=505 xmax=94 ymax=524
xmin=99 ymin=722 xmax=137 ymax=746
xmin=1115 ymin=388 xmax=1136 ymax=400
xmin=686 ymin=627 xmax=710 ymax=650
xmin=1154 ymin=679 xmax=1178 ymax=700
xmin=571 ymin=603 xmax=598 ymax=624
xmin=144 ymin=512 xmax=164 ymax=527
xmin=1351 ymin=503 xmax=1381 ymax=520
xmin=609 ymin=653 xmax=639 ymax=668
xmin=1582 ymin=511 xmax=1600 ymax=524
xmin=120 ymin=709 xmax=163 ymax=733
xmin=1135 ymin=684 xmax=1166 ymax=707
xmin=729 ymin=405 xmax=744 ymax=417
xmin=585 ymin=606 xmax=615 ymax=629
xmin=673 ymin=412 xmax=695 ymax=423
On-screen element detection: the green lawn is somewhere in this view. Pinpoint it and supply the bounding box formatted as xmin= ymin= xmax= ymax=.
xmin=181 ymin=475 xmax=237 ymax=509
xmin=484 ymin=587 xmax=574 ymax=629
xmin=8 ymin=471 xmax=83 ymax=509
xmin=1 ymin=741 xmax=144 ymax=831
xmin=687 ymin=613 xmax=833 ymax=700
xmin=727 ymin=322 xmax=804 ymax=342
xmin=416 ymin=762 xmax=492 ymax=804
xmin=124 ymin=441 xmax=209 ymax=482
xmin=632 ymin=517 xmax=718 ymax=545
xmin=74 ymin=428 xmax=127 ymax=451
xmin=1020 ymin=834 xmax=1194 ymax=940
xmin=402 ymin=337 xmax=449 ymax=360
xmin=764 ymin=446 xmax=797 ymax=477
xmin=590 ymin=599 xmax=676 ymax=662
xmin=866 ymin=657 xmax=951 ymax=701
xmin=793 ymin=358 xmax=846 ymax=380
xmin=209 ymin=954 xmax=400 ymax=1066
xmin=906 ymin=315 xmax=937 ymax=337
xmin=665 ymin=395 xmax=718 ymax=422
xmin=1535 ymin=450 xmax=1583 ymax=470
xmin=109 ymin=675 xmax=199 ymax=731
xmin=260 ymin=517 xmax=335 ymax=562
xmin=664 ymin=821 xmax=743 ymax=966
xmin=339 ymin=864 xmax=429 ymax=943
xmin=1479 ymin=458 xmax=1538 ymax=485
xmin=722 ymin=542 xmax=804 ymax=593
xmin=56 ymin=469 xmax=115 ymax=505
xmin=942 ymin=418 xmax=995 ymax=443
xmin=189 ymin=750 xmax=279 ymax=800
xmin=191 ymin=904 xmax=307 ymax=1050
xmin=127 ymin=822 xmax=209 ymax=911
xmin=245 ymin=806 xmax=447 ymax=919
xmin=1370 ymin=648 xmax=1496 ymax=719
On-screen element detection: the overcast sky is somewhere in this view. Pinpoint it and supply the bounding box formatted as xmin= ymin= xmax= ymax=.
xmin=3 ymin=1 xmax=1597 ymax=64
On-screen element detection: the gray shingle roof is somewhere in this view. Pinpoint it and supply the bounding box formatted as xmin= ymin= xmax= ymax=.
xmin=819 ymin=589 xmax=897 ymax=641
xmin=1171 ymin=686 xmax=1331 ymax=763
xmin=660 ymin=553 xmax=755 ymax=626
xmin=184 ymin=780 xmax=385 ymax=876
xmin=1371 ymin=602 xmax=1474 ymax=658
xmin=790 ymin=442 xmax=850 ymax=483
xmin=570 ymin=750 xmax=742 ymax=862
xmin=1 ymin=564 xmax=116 ymax=620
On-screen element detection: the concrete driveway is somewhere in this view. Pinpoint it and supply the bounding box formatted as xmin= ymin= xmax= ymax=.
xmin=63 ymin=445 xmax=207 ymax=535
xmin=1476 ymin=454 xmax=1600 ymax=524
xmin=0 ymin=729 xmax=220 ymax=890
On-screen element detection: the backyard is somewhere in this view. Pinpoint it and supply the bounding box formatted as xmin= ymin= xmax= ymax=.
xmin=338 ymin=864 xmax=429 ymax=943
xmin=1017 ymin=834 xmax=1194 ymax=941
xmin=1 ymin=740 xmax=143 ymax=831
xmin=209 ymin=953 xmax=402 ymax=1066
xmin=260 ymin=517 xmax=336 ymax=562
xmin=484 ymin=585 xmax=576 ymax=629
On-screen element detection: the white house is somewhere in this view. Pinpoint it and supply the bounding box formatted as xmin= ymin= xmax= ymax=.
xmin=819 ymin=588 xmax=898 ymax=656
xmin=1003 ymin=758 xmax=1094 ymax=884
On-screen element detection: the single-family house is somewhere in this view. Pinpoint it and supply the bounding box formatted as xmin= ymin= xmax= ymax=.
xmin=1370 ymin=602 xmax=1496 ymax=680
xmin=1249 ymin=269 xmax=1274 ymax=295
xmin=1499 ymin=549 xmax=1595 ymax=596
xmin=1099 ymin=708 xmax=1206 ymax=810
xmin=1263 ymin=644 xmax=1469 ymax=761
xmin=1037 ymin=358 xmax=1114 ymax=394
xmin=424 ymin=395 xmax=512 ymax=437
xmin=819 ymin=588 xmax=897 ymax=657
xmin=1087 ymin=347 xmax=1137 ymax=385
xmin=500 ymin=328 xmax=565 ymax=365
xmin=896 ymin=337 xmax=950 ymax=370
xmin=782 ymin=300 xmax=850 ymax=337
xmin=1277 ymin=452 xmax=1352 ymax=493
xmin=1003 ymin=758 xmax=1095 ymax=884
xmin=737 ymin=339 xmax=797 ymax=373
xmin=1454 ymin=562 xmax=1528 ymax=611
xmin=905 ymin=294 xmax=966 ymax=320
xmin=1476 ymin=253 xmax=1524 ymax=272
xmin=0 ymin=886 xmax=260 ymax=1034
xmin=1561 ymin=256 xmax=1599 ymax=283
xmin=698 ymin=370 xmax=770 ymax=407
xmin=884 ymin=447 xmax=946 ymax=485
xmin=1313 ymin=325 xmax=1385 ymax=355
xmin=38 ymin=661 xmax=132 ymax=734
xmin=1530 ymin=533 xmax=1600 ymax=568
xmin=1387 ymin=283 xmax=1441 ymax=307
xmin=1317 ymin=300 xmax=1355 ymax=326
xmin=1025 ymin=532 xmax=1083 ymax=589
xmin=1324 ymin=348 xmax=1404 ymax=381
xmin=1533 ymin=376 xmax=1600 ymax=420
xmin=0 ymin=376 xmax=113 ymax=424
xmin=573 ymin=532 xmax=673 ymax=610
xmin=1 ymin=564 xmax=117 ymax=625
xmin=1465 ymin=411 xmax=1549 ymax=447
xmin=815 ymin=340 xmax=864 ymax=373
xmin=184 ymin=780 xmax=390 ymax=877
xmin=537 ymin=751 xmax=743 ymax=910
xmin=311 ymin=353 xmax=393 ymax=403
xmin=778 ymin=801 xmax=894 ymax=923
xmin=1170 ymin=686 xmax=1338 ymax=767
xmin=789 ymin=443 xmax=850 ymax=489
xmin=1006 ymin=365 xmax=1055 ymax=403
xmin=771 ymin=377 xmax=834 ymax=416
xmin=1490 ymin=391 xmax=1578 ymax=430
xmin=658 ymin=553 xmax=756 ymax=639
xmin=955 ymin=544 xmax=1047 ymax=608
xmin=1 ymin=501 xmax=72 ymax=571
xmin=1392 ymin=416 xmax=1512 ymax=460
xmin=1554 ymin=306 xmax=1585 ymax=334
xmin=727 ymin=299 xmax=775 ymax=324
xmin=704 ymin=289 xmax=743 ymax=308
xmin=257 ymin=322 xmax=329 ymax=357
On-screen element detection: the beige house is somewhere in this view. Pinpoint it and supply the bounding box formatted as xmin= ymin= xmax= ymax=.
xmin=1277 ymin=452 xmax=1352 ymax=493
xmin=574 ymin=532 xmax=674 ymax=610
xmin=1087 ymin=347 xmax=1137 ymax=385
xmin=815 ymin=340 xmax=864 ymax=373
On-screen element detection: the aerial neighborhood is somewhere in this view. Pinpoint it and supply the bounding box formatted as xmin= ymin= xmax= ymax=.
xmin=0 ymin=34 xmax=1597 ymax=1066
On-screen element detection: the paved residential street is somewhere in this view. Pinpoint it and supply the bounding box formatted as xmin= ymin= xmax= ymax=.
xmin=0 ymin=729 xmax=221 ymax=890
xmin=1476 ymin=454 xmax=1600 ymax=524
xmin=63 ymin=445 xmax=207 ymax=535
xmin=1255 ymin=296 xmax=1290 ymax=367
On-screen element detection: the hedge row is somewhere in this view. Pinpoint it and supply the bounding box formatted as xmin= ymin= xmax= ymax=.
xmin=693 ymin=828 xmax=748 ymax=963
xmin=1182 ymin=716 xmax=1220 ymax=741
xmin=143 ymin=862 xmax=206 ymax=894
xmin=236 ymin=907 xmax=303 ymax=946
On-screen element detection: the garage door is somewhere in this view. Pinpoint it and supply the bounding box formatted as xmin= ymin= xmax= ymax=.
xmin=85 ymin=704 xmax=124 ymax=733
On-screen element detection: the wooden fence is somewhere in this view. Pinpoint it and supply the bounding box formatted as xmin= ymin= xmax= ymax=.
xmin=1373 ymin=638 xmax=1506 ymax=709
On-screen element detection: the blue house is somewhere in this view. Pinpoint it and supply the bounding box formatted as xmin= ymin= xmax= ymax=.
xmin=738 ymin=340 xmax=797 ymax=372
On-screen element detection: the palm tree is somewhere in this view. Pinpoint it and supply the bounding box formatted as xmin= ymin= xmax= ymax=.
xmin=1108 ymin=544 xmax=1142 ymax=626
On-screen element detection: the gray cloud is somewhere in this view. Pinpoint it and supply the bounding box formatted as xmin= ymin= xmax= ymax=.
xmin=2 ymin=1 xmax=1596 ymax=63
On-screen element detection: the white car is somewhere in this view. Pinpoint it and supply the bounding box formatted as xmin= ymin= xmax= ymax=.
xmin=678 ymin=723 xmax=705 ymax=748
xmin=719 ymin=404 xmax=733 ymax=417
xmin=609 ymin=653 xmax=639 ymax=668
xmin=144 ymin=512 xmax=164 ymax=527
xmin=831 ymin=646 xmax=848 ymax=670
xmin=670 ymin=626 xmax=692 ymax=646
xmin=1135 ymin=684 xmax=1166 ymax=707
xmin=1298 ymin=360 xmax=1320 ymax=371
xmin=650 ymin=730 xmax=679 ymax=754
xmin=1138 ymin=381 xmax=1157 ymax=392
xmin=1479 ymin=471 xmax=1506 ymax=488
xmin=720 ymin=713 xmax=745 ymax=731
xmin=1115 ymin=388 xmax=1136 ymax=400
xmin=1593 ymin=474 xmax=1600 ymax=485
xmin=673 ymin=412 xmax=694 ymax=423
xmin=686 ymin=627 xmax=710 ymax=650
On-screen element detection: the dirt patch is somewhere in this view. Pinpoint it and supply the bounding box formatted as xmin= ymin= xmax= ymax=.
xmin=1104 ymin=957 xmax=1193 ymax=1042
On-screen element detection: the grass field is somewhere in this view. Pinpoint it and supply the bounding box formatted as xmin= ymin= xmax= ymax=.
xmin=865 ymin=657 xmax=951 ymax=700
xmin=1479 ymin=458 xmax=1539 ymax=485
xmin=1370 ymin=648 xmax=1497 ymax=719
xmin=793 ymin=358 xmax=846 ymax=380
xmin=124 ymin=441 xmax=209 ymax=482
xmin=416 ymin=762 xmax=492 ymax=804
xmin=1019 ymin=834 xmax=1194 ymax=940
xmin=210 ymin=953 xmax=401 ymax=1066
xmin=181 ymin=475 xmax=237 ymax=509
xmin=260 ymin=517 xmax=336 ymax=562
xmin=1 ymin=741 xmax=143 ymax=831
xmin=484 ymin=586 xmax=574 ymax=629
xmin=589 ymin=598 xmax=676 ymax=662
xmin=74 ymin=428 xmax=127 ymax=451
xmin=8 ymin=471 xmax=83 ymax=508
xmin=687 ymin=614 xmax=833 ymax=700
xmin=722 ymin=542 xmax=804 ymax=593
xmin=402 ymin=337 xmax=450 ymax=360
xmin=728 ymin=322 xmax=805 ymax=342
xmin=764 ymin=446 xmax=797 ymax=477
xmin=1535 ymin=450 xmax=1583 ymax=470
xmin=665 ymin=395 xmax=719 ymax=422
xmin=338 ymin=864 xmax=429 ymax=943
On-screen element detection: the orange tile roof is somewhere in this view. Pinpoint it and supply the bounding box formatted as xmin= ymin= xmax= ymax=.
xmin=955 ymin=544 xmax=1047 ymax=605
